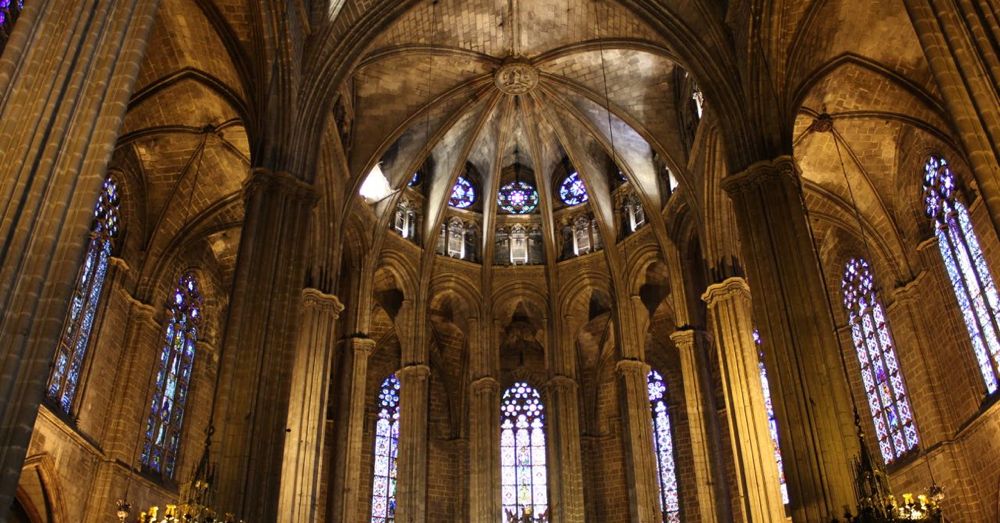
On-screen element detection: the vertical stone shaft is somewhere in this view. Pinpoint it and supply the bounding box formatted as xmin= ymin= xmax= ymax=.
xmin=329 ymin=336 xmax=376 ymax=522
xmin=615 ymin=359 xmax=662 ymax=523
xmin=703 ymin=277 xmax=786 ymax=522
xmin=469 ymin=376 xmax=501 ymax=522
xmin=279 ymin=289 xmax=343 ymax=523
xmin=671 ymin=329 xmax=728 ymax=523
xmin=721 ymin=157 xmax=856 ymax=521
xmin=214 ymin=169 xmax=317 ymax=520
xmin=546 ymin=375 xmax=586 ymax=523
xmin=903 ymin=0 xmax=1000 ymax=229
xmin=396 ymin=363 xmax=430 ymax=523
xmin=0 ymin=0 xmax=159 ymax=511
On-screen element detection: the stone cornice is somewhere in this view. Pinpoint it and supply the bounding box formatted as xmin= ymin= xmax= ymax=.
xmin=701 ymin=276 xmax=751 ymax=305
xmin=719 ymin=155 xmax=800 ymax=196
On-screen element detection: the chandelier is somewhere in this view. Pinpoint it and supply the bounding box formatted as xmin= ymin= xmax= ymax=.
xmin=115 ymin=477 xmax=244 ymax=522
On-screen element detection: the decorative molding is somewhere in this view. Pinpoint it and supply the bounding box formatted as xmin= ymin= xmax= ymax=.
xmin=701 ymin=276 xmax=751 ymax=305
xmin=719 ymin=156 xmax=800 ymax=195
xmin=242 ymin=168 xmax=318 ymax=204
xmin=615 ymin=359 xmax=650 ymax=376
xmin=302 ymin=288 xmax=345 ymax=317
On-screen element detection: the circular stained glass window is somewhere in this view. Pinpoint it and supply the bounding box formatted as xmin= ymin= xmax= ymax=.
xmin=498 ymin=181 xmax=539 ymax=214
xmin=449 ymin=176 xmax=476 ymax=208
xmin=409 ymin=172 xmax=421 ymax=187
xmin=559 ymin=172 xmax=588 ymax=206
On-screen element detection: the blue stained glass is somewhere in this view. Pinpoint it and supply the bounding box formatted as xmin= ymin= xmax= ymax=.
xmin=753 ymin=330 xmax=789 ymax=504
xmin=498 ymin=181 xmax=539 ymax=214
xmin=841 ymin=258 xmax=918 ymax=462
xmin=500 ymin=382 xmax=547 ymax=522
xmin=924 ymin=155 xmax=1000 ymax=393
xmin=449 ymin=176 xmax=476 ymax=209
xmin=140 ymin=272 xmax=201 ymax=478
xmin=559 ymin=172 xmax=589 ymax=206
xmin=370 ymin=374 xmax=400 ymax=523
xmin=47 ymin=176 xmax=120 ymax=414
xmin=647 ymin=370 xmax=682 ymax=521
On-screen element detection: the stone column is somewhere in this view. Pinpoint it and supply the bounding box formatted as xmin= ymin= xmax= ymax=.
xmin=395 ymin=363 xmax=430 ymax=523
xmin=545 ymin=375 xmax=585 ymax=523
xmin=469 ymin=376 xmax=501 ymax=522
xmin=213 ymin=169 xmax=318 ymax=520
xmin=329 ymin=336 xmax=376 ymax=522
xmin=0 ymin=0 xmax=160 ymax=511
xmin=903 ymin=0 xmax=1000 ymax=230
xmin=670 ymin=329 xmax=728 ymax=523
xmin=721 ymin=157 xmax=856 ymax=521
xmin=702 ymin=277 xmax=786 ymax=522
xmin=615 ymin=359 xmax=662 ymax=523
xmin=278 ymin=289 xmax=343 ymax=523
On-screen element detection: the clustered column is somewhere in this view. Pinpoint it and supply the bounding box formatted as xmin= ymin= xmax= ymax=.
xmin=615 ymin=358 xmax=662 ymax=522
xmin=213 ymin=169 xmax=318 ymax=520
xmin=721 ymin=157 xmax=856 ymax=520
xmin=546 ymin=374 xmax=586 ymax=523
xmin=278 ymin=289 xmax=343 ymax=523
xmin=702 ymin=277 xmax=786 ymax=522
xmin=329 ymin=335 xmax=377 ymax=522
xmin=395 ymin=363 xmax=431 ymax=522
xmin=469 ymin=376 xmax=501 ymax=521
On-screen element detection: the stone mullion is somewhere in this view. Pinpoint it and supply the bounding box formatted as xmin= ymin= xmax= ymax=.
xmin=469 ymin=376 xmax=500 ymax=522
xmin=396 ymin=363 xmax=430 ymax=523
xmin=0 ymin=0 xmax=160 ymax=511
xmin=278 ymin=289 xmax=343 ymax=523
xmin=902 ymin=0 xmax=1000 ymax=230
xmin=545 ymin=375 xmax=585 ymax=523
xmin=615 ymin=359 xmax=661 ymax=523
xmin=702 ymin=278 xmax=786 ymax=523
xmin=721 ymin=157 xmax=856 ymax=521
xmin=214 ymin=169 xmax=317 ymax=520
xmin=329 ymin=336 xmax=376 ymax=523
xmin=670 ymin=329 xmax=728 ymax=523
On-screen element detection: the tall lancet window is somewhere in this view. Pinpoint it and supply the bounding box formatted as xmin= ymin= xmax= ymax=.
xmin=47 ymin=176 xmax=121 ymax=414
xmin=370 ymin=374 xmax=400 ymax=523
xmin=647 ymin=370 xmax=680 ymax=522
xmin=753 ymin=330 xmax=788 ymax=504
xmin=500 ymin=382 xmax=547 ymax=521
xmin=841 ymin=258 xmax=918 ymax=462
xmin=141 ymin=272 xmax=201 ymax=478
xmin=924 ymin=156 xmax=1000 ymax=393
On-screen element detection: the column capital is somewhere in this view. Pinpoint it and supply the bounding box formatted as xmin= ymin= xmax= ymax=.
xmin=344 ymin=336 xmax=376 ymax=356
xmin=701 ymin=276 xmax=751 ymax=306
xmin=108 ymin=255 xmax=131 ymax=273
xmin=470 ymin=376 xmax=500 ymax=392
xmin=720 ymin=156 xmax=799 ymax=196
xmin=615 ymin=359 xmax=650 ymax=377
xmin=546 ymin=374 xmax=578 ymax=391
xmin=669 ymin=328 xmax=709 ymax=349
xmin=302 ymin=288 xmax=344 ymax=317
xmin=125 ymin=294 xmax=158 ymax=325
xmin=243 ymin=168 xmax=317 ymax=204
xmin=397 ymin=364 xmax=431 ymax=381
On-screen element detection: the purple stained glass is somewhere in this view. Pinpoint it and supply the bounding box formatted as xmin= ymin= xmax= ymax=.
xmin=498 ymin=181 xmax=539 ymax=214
xmin=753 ymin=330 xmax=789 ymax=504
xmin=500 ymin=382 xmax=547 ymax=522
xmin=370 ymin=374 xmax=400 ymax=523
xmin=559 ymin=172 xmax=589 ymax=206
xmin=841 ymin=258 xmax=918 ymax=462
xmin=47 ymin=176 xmax=121 ymax=414
xmin=140 ymin=272 xmax=201 ymax=479
xmin=449 ymin=176 xmax=476 ymax=209
xmin=924 ymin=155 xmax=1000 ymax=393
xmin=647 ymin=370 xmax=681 ymax=521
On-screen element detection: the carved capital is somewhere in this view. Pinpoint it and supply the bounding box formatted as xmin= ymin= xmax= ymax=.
xmin=669 ymin=328 xmax=709 ymax=350
xmin=470 ymin=376 xmax=500 ymax=393
xmin=108 ymin=256 xmax=131 ymax=273
xmin=546 ymin=374 xmax=577 ymax=392
xmin=346 ymin=336 xmax=376 ymax=357
xmin=720 ymin=156 xmax=800 ymax=196
xmin=701 ymin=276 xmax=751 ymax=306
xmin=615 ymin=359 xmax=650 ymax=377
xmin=302 ymin=288 xmax=345 ymax=318
xmin=243 ymin=168 xmax=318 ymax=205
xmin=397 ymin=364 xmax=431 ymax=382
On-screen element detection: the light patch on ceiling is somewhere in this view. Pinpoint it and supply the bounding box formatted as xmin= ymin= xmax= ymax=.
xmin=359 ymin=163 xmax=393 ymax=202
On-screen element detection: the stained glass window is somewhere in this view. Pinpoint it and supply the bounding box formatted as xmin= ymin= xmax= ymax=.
xmin=500 ymin=382 xmax=547 ymax=522
xmin=753 ymin=330 xmax=789 ymax=504
xmin=449 ymin=176 xmax=476 ymax=209
xmin=841 ymin=258 xmax=919 ymax=462
xmin=370 ymin=374 xmax=400 ymax=523
xmin=923 ymin=155 xmax=1000 ymax=393
xmin=141 ymin=272 xmax=201 ymax=479
xmin=47 ymin=176 xmax=121 ymax=414
xmin=559 ymin=172 xmax=588 ymax=206
xmin=498 ymin=181 xmax=539 ymax=214
xmin=647 ymin=370 xmax=680 ymax=522
xmin=409 ymin=172 xmax=421 ymax=187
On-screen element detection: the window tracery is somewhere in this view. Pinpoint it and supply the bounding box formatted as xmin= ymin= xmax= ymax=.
xmin=841 ymin=257 xmax=918 ymax=462
xmin=141 ymin=272 xmax=201 ymax=479
xmin=47 ymin=175 xmax=121 ymax=414
xmin=647 ymin=370 xmax=680 ymax=522
xmin=449 ymin=175 xmax=476 ymax=209
xmin=370 ymin=374 xmax=400 ymax=523
xmin=393 ymin=198 xmax=417 ymax=241
xmin=500 ymin=382 xmax=548 ymax=521
xmin=498 ymin=181 xmax=539 ymax=214
xmin=923 ymin=155 xmax=1000 ymax=393
xmin=559 ymin=172 xmax=588 ymax=206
